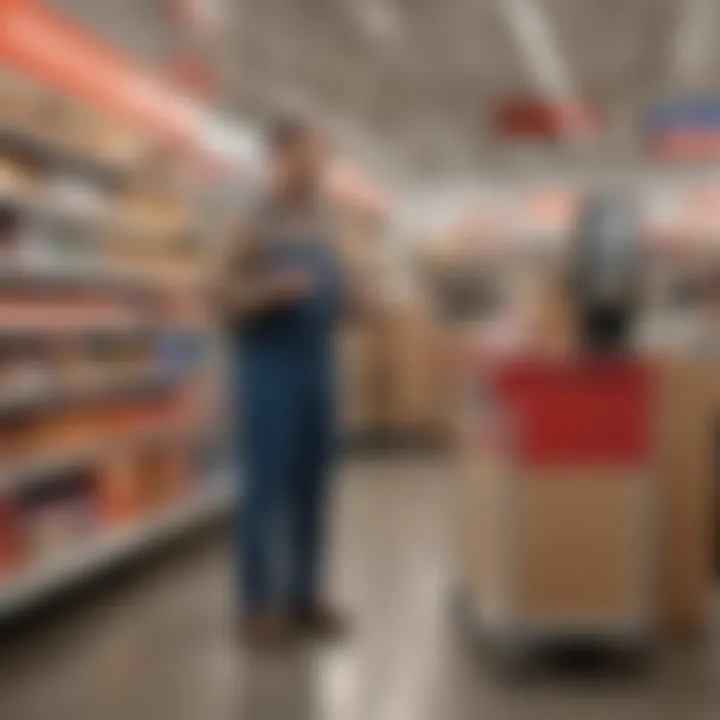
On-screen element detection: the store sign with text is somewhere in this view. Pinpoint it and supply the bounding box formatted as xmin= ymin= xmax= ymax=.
xmin=646 ymin=98 xmax=720 ymax=162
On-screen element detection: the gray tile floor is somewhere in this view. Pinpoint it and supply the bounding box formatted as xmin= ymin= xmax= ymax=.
xmin=1 ymin=457 xmax=719 ymax=720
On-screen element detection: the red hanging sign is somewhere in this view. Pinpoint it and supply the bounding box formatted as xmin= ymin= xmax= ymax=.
xmin=494 ymin=99 xmax=597 ymax=140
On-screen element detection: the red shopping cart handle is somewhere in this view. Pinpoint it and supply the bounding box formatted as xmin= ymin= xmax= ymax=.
xmin=486 ymin=358 xmax=656 ymax=468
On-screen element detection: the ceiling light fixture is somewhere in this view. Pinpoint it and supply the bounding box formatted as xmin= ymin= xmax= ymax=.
xmin=670 ymin=0 xmax=714 ymax=88
xmin=498 ymin=0 xmax=573 ymax=104
xmin=350 ymin=0 xmax=402 ymax=44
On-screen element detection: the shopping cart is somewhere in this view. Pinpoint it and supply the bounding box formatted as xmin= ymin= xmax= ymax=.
xmin=457 ymin=357 xmax=657 ymax=663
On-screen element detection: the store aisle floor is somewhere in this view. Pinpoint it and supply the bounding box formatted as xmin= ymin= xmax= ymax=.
xmin=1 ymin=457 xmax=719 ymax=720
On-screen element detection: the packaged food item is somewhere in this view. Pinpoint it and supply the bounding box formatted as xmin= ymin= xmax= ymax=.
xmin=136 ymin=446 xmax=190 ymax=510
xmin=157 ymin=447 xmax=191 ymax=504
xmin=0 ymin=157 xmax=34 ymax=199
xmin=97 ymin=455 xmax=142 ymax=526
xmin=0 ymin=350 xmax=13 ymax=394
xmin=51 ymin=407 xmax=96 ymax=453
xmin=0 ymin=203 xmax=22 ymax=265
xmin=22 ymin=473 xmax=96 ymax=562
xmin=0 ymin=415 xmax=39 ymax=465
xmin=50 ymin=339 xmax=87 ymax=385
xmin=0 ymin=497 xmax=27 ymax=577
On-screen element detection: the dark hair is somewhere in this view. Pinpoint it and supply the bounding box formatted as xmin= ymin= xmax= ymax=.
xmin=266 ymin=117 xmax=310 ymax=154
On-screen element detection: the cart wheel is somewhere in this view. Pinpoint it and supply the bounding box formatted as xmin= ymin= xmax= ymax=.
xmin=478 ymin=637 xmax=531 ymax=684
xmin=616 ymin=639 xmax=656 ymax=676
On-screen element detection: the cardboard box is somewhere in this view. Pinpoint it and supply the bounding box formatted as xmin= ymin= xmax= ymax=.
xmin=518 ymin=470 xmax=648 ymax=622
xmin=339 ymin=325 xmax=388 ymax=437
xmin=382 ymin=310 xmax=447 ymax=436
xmin=656 ymin=357 xmax=717 ymax=636
xmin=458 ymin=392 xmax=653 ymax=629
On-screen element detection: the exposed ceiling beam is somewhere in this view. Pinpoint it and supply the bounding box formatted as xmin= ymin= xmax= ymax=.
xmin=346 ymin=0 xmax=403 ymax=46
xmin=496 ymin=0 xmax=576 ymax=103
xmin=670 ymin=0 xmax=715 ymax=88
xmin=228 ymin=70 xmax=407 ymax=181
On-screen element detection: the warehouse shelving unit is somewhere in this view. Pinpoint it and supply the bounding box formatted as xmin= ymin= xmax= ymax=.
xmin=0 ymin=479 xmax=232 ymax=619
xmin=0 ymin=5 xmax=233 ymax=617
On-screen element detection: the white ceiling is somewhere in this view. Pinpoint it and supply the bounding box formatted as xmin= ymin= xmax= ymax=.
xmin=46 ymin=0 xmax=720 ymax=182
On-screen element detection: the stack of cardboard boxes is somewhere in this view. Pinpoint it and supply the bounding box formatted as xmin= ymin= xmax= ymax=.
xmin=337 ymin=222 xmax=451 ymax=446
xmin=340 ymin=309 xmax=450 ymax=444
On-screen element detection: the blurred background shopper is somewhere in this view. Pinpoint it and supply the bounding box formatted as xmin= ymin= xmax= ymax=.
xmin=218 ymin=119 xmax=346 ymax=652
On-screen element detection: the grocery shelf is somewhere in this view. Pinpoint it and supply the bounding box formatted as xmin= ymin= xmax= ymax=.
xmin=0 ymin=54 xmax=220 ymax=626
xmin=0 ymin=324 xmax=153 ymax=344
xmin=0 ymin=369 xmax=185 ymax=418
xmin=0 ymin=122 xmax=130 ymax=188
xmin=1 ymin=187 xmax=193 ymax=245
xmin=0 ymin=426 xmax=199 ymax=496
xmin=0 ymin=480 xmax=235 ymax=620
xmin=0 ymin=266 xmax=159 ymax=298
xmin=0 ymin=323 xmax=205 ymax=346
xmin=0 ymin=266 xmax=208 ymax=300
xmin=0 ymin=188 xmax=111 ymax=230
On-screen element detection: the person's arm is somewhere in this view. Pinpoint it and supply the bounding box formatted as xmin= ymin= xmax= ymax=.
xmin=214 ymin=216 xmax=308 ymax=324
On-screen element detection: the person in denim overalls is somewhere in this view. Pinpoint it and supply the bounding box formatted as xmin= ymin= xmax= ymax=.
xmin=218 ymin=120 xmax=347 ymax=651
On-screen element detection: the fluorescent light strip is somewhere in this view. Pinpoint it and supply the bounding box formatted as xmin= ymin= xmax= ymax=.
xmin=671 ymin=0 xmax=715 ymax=87
xmin=348 ymin=0 xmax=402 ymax=44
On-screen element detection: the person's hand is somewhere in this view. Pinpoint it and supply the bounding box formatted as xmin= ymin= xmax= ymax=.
xmin=274 ymin=270 xmax=312 ymax=302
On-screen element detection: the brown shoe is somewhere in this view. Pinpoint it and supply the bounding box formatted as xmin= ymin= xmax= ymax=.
xmin=240 ymin=612 xmax=296 ymax=654
xmin=293 ymin=604 xmax=350 ymax=641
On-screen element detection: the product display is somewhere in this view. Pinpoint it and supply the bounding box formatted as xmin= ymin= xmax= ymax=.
xmin=0 ymin=59 xmax=222 ymax=618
